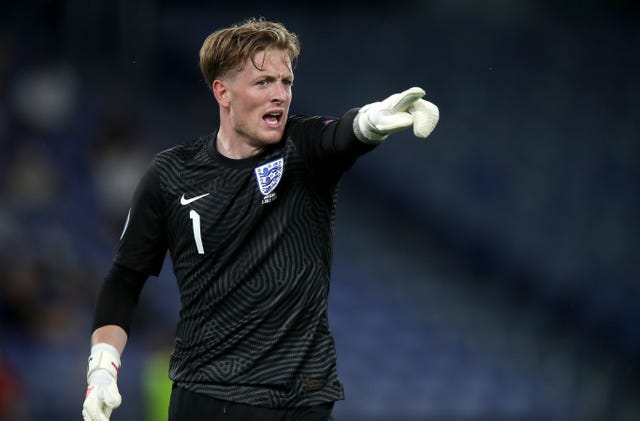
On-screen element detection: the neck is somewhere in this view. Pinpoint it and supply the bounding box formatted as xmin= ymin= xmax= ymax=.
xmin=215 ymin=130 xmax=264 ymax=160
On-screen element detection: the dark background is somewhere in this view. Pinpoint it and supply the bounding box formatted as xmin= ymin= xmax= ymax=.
xmin=1 ymin=1 xmax=639 ymax=420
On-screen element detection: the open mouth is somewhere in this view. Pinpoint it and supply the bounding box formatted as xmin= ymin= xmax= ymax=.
xmin=263 ymin=111 xmax=283 ymax=127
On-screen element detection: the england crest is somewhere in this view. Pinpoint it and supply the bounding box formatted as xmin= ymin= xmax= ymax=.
xmin=254 ymin=158 xmax=284 ymax=199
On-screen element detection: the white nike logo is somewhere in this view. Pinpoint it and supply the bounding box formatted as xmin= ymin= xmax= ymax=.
xmin=180 ymin=193 xmax=210 ymax=205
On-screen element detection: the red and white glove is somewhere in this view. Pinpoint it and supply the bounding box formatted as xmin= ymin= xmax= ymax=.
xmin=354 ymin=87 xmax=439 ymax=143
xmin=82 ymin=343 xmax=122 ymax=421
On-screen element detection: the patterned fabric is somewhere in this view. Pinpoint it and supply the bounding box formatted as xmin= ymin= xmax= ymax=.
xmin=114 ymin=110 xmax=374 ymax=407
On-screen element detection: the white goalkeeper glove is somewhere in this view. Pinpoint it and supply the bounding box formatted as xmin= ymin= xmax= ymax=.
xmin=354 ymin=87 xmax=439 ymax=143
xmin=82 ymin=343 xmax=122 ymax=421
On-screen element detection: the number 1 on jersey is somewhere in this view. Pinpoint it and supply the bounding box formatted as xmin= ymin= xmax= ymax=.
xmin=189 ymin=210 xmax=205 ymax=254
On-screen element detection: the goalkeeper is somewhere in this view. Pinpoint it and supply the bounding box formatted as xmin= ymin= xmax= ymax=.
xmin=82 ymin=17 xmax=438 ymax=421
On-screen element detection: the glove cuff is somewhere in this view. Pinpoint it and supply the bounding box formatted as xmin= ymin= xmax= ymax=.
xmin=87 ymin=343 xmax=121 ymax=381
xmin=353 ymin=111 xmax=388 ymax=144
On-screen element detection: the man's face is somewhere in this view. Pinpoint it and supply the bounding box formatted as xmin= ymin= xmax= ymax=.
xmin=220 ymin=49 xmax=293 ymax=148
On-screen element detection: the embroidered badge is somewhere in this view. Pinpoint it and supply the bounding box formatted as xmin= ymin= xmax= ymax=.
xmin=254 ymin=158 xmax=283 ymax=204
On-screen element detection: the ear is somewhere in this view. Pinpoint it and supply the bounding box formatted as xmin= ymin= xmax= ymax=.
xmin=212 ymin=79 xmax=230 ymax=108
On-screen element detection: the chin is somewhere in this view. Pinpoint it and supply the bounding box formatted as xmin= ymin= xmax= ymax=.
xmin=259 ymin=130 xmax=285 ymax=145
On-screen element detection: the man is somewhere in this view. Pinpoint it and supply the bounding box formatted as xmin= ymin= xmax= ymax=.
xmin=82 ymin=17 xmax=439 ymax=421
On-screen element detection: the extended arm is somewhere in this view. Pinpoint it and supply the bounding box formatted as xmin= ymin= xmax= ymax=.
xmin=292 ymin=86 xmax=439 ymax=180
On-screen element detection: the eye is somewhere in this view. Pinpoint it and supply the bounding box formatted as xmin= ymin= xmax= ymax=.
xmin=256 ymin=79 xmax=268 ymax=86
xmin=283 ymin=79 xmax=293 ymax=87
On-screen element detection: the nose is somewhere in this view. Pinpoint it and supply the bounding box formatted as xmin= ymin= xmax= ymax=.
xmin=271 ymin=81 xmax=290 ymax=103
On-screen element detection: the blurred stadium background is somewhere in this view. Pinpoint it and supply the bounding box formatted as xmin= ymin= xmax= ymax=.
xmin=1 ymin=1 xmax=639 ymax=420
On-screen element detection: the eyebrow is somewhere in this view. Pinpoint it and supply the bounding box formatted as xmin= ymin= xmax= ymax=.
xmin=256 ymin=73 xmax=294 ymax=82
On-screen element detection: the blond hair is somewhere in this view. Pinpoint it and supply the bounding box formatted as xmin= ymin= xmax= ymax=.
xmin=199 ymin=17 xmax=300 ymax=88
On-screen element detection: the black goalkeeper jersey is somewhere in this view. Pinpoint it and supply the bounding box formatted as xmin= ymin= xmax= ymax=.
xmin=114 ymin=108 xmax=375 ymax=408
